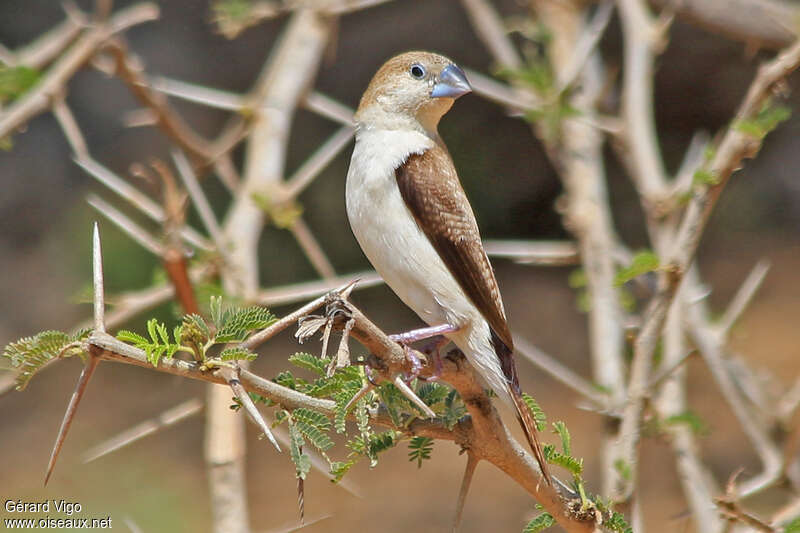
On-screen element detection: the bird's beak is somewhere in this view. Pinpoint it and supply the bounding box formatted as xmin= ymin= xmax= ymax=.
xmin=430 ymin=64 xmax=472 ymax=99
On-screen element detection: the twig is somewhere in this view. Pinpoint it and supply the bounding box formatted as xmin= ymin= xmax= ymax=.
xmin=283 ymin=125 xmax=355 ymax=199
xmin=52 ymin=97 xmax=89 ymax=159
xmin=172 ymin=149 xmax=226 ymax=250
xmin=655 ymin=283 xmax=723 ymax=533
xmin=246 ymin=280 xmax=356 ymax=350
xmin=483 ymin=240 xmax=580 ymax=266
xmin=303 ymin=91 xmax=355 ymax=126
xmin=556 ymin=1 xmax=615 ymax=91
xmin=610 ymin=35 xmax=800 ymax=502
xmin=616 ymin=0 xmax=668 ymax=201
xmin=463 ymin=68 xmax=538 ymax=113
xmin=45 ymin=223 xmax=108 ymax=484
xmin=459 ymin=0 xmax=523 ymax=70
xmin=13 ymin=6 xmax=86 ymax=68
xmin=0 ymin=3 xmax=159 ymax=139
xmin=687 ymin=309 xmax=783 ymax=497
xmin=289 ymin=217 xmax=336 ymax=279
xmin=258 ymin=271 xmax=381 ymax=307
xmin=104 ymin=40 xmax=216 ymax=162
xmin=151 ymin=76 xmax=244 ymax=111
xmin=453 ymin=452 xmax=479 ymax=532
xmin=87 ymin=194 xmax=165 ymax=256
xmin=514 ymin=336 xmax=608 ymax=408
xmin=83 ymin=398 xmax=203 ymax=463
xmin=649 ymin=0 xmax=799 ymax=50
xmin=76 ymin=156 xmax=213 ymax=251
xmin=716 ymin=260 xmax=771 ymax=338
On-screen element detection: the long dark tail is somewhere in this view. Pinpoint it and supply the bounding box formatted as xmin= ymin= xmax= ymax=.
xmin=491 ymin=330 xmax=552 ymax=486
xmin=510 ymin=386 xmax=553 ymax=486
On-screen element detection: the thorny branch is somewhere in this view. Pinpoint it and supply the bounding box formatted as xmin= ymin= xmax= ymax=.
xmin=5 ymin=0 xmax=800 ymax=531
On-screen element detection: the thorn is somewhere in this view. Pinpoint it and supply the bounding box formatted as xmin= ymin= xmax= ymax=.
xmin=393 ymin=375 xmax=436 ymax=419
xmin=228 ymin=375 xmax=281 ymax=452
xmin=45 ymin=355 xmax=100 ymax=485
xmin=92 ymin=222 xmax=105 ymax=333
xmin=338 ymin=278 xmax=359 ymax=300
xmin=452 ymin=453 xmax=479 ymax=532
xmin=343 ymin=382 xmax=373 ymax=415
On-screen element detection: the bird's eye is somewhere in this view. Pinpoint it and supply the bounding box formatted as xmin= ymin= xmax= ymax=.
xmin=409 ymin=64 xmax=426 ymax=79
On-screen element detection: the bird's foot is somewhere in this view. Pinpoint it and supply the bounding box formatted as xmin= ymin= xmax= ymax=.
xmin=389 ymin=324 xmax=457 ymax=382
xmin=417 ymin=335 xmax=449 ymax=382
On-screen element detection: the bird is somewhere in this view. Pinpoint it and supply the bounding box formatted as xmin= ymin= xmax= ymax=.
xmin=345 ymin=51 xmax=552 ymax=485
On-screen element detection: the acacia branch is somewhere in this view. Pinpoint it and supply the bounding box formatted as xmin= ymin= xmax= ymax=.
xmin=610 ymin=36 xmax=800 ymax=501
xmin=648 ymin=0 xmax=799 ymax=50
xmin=0 ymin=3 xmax=159 ymax=140
xmin=84 ymin=294 xmax=598 ymax=532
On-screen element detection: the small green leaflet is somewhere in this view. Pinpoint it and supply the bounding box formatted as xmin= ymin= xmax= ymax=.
xmin=0 ymin=65 xmax=41 ymax=103
xmin=292 ymin=408 xmax=333 ymax=452
xmin=543 ymin=445 xmax=583 ymax=476
xmin=214 ymin=305 xmax=276 ymax=343
xmin=218 ymin=346 xmax=258 ymax=361
xmin=614 ymin=250 xmax=660 ymax=287
xmin=523 ymin=513 xmax=555 ymax=532
xmin=117 ymin=318 xmax=184 ymax=367
xmin=2 ymin=329 xmax=89 ymax=390
xmin=408 ymin=436 xmax=434 ymax=468
xmin=604 ymin=511 xmax=633 ymax=533
xmin=288 ymin=417 xmax=312 ymax=480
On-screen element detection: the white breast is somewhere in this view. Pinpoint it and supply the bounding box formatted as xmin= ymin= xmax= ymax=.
xmin=345 ymin=127 xmax=510 ymax=404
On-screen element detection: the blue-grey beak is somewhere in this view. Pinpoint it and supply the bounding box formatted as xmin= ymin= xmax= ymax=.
xmin=430 ymin=64 xmax=472 ymax=99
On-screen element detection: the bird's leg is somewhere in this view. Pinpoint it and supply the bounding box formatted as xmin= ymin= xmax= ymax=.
xmin=418 ymin=335 xmax=450 ymax=382
xmin=389 ymin=324 xmax=458 ymax=381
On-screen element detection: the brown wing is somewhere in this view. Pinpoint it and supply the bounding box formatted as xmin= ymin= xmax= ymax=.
xmin=395 ymin=144 xmax=513 ymax=353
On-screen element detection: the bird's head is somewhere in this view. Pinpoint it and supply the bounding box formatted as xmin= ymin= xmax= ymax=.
xmin=355 ymin=51 xmax=472 ymax=134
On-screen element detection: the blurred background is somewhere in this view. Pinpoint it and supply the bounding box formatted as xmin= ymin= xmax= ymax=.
xmin=1 ymin=0 xmax=799 ymax=531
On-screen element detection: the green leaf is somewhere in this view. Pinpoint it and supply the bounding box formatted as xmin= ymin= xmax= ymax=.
xmin=604 ymin=511 xmax=633 ymax=533
xmin=3 ymin=329 xmax=88 ymax=390
xmin=118 ymin=318 xmax=182 ymax=366
xmin=614 ymin=458 xmax=632 ymax=481
xmin=179 ymin=314 xmax=207 ymax=361
xmin=407 ymin=436 xmax=434 ymax=468
xmin=552 ymin=421 xmax=571 ymax=456
xmin=329 ymin=459 xmax=356 ymax=483
xmin=0 ymin=65 xmax=40 ymax=103
xmin=614 ymin=250 xmax=660 ymax=287
xmin=116 ymin=330 xmax=148 ymax=346
xmin=288 ymin=417 xmax=311 ymax=480
xmin=292 ymin=408 xmax=333 ymax=453
xmin=218 ymin=346 xmax=258 ymax=361
xmin=522 ymin=393 xmax=547 ymax=431
xmin=289 ymin=352 xmax=329 ymax=376
xmin=543 ymin=445 xmax=583 ymax=475
xmin=664 ymin=410 xmax=709 ymax=436
xmin=692 ymin=169 xmax=720 ymax=187
xmin=415 ymin=382 xmax=450 ymax=408
xmin=441 ymin=389 xmax=467 ymax=430
xmin=294 ymin=419 xmax=334 ymax=452
xmin=734 ymin=100 xmax=791 ymax=140
xmin=783 ymin=517 xmax=800 ymax=533
xmin=523 ymin=513 xmax=555 ymax=532
xmin=209 ymin=295 xmax=224 ymax=327
xmin=293 ymin=407 xmax=331 ymax=431
xmin=215 ymin=305 xmax=275 ymax=343
xmin=333 ymin=381 xmax=364 ymax=433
